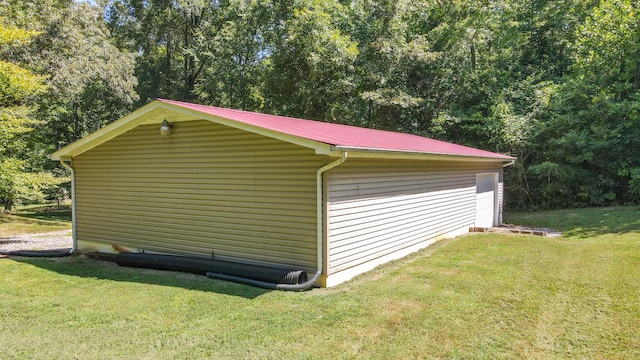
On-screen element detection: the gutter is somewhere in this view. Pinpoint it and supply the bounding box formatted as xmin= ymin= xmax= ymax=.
xmin=330 ymin=146 xmax=515 ymax=162
xmin=59 ymin=159 xmax=77 ymax=253
xmin=309 ymin=152 xmax=348 ymax=287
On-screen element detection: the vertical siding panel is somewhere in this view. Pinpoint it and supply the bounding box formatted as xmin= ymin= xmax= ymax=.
xmin=327 ymin=159 xmax=503 ymax=276
xmin=498 ymin=171 xmax=505 ymax=224
xmin=74 ymin=120 xmax=323 ymax=269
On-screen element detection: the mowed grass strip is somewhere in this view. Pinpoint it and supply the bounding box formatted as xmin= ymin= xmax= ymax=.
xmin=0 ymin=205 xmax=71 ymax=237
xmin=0 ymin=207 xmax=639 ymax=359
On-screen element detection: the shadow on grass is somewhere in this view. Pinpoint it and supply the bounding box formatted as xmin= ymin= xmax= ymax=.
xmin=17 ymin=207 xmax=72 ymax=223
xmin=0 ymin=211 xmax=71 ymax=227
xmin=505 ymin=206 xmax=640 ymax=238
xmin=6 ymin=255 xmax=271 ymax=300
xmin=564 ymin=223 xmax=640 ymax=238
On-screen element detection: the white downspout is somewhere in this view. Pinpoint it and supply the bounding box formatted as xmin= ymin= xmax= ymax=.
xmin=206 ymin=152 xmax=348 ymax=290
xmin=59 ymin=159 xmax=77 ymax=253
xmin=314 ymin=152 xmax=348 ymax=285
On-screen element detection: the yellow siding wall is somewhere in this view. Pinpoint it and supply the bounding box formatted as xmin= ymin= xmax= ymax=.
xmin=327 ymin=159 xmax=504 ymax=275
xmin=73 ymin=120 xmax=324 ymax=269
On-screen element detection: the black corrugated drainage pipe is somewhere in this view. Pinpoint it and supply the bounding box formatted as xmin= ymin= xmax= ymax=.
xmin=0 ymin=249 xmax=73 ymax=257
xmin=115 ymin=252 xmax=308 ymax=286
xmin=206 ymin=269 xmax=321 ymax=291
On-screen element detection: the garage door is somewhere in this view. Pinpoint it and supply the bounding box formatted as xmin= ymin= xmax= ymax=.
xmin=475 ymin=173 xmax=497 ymax=227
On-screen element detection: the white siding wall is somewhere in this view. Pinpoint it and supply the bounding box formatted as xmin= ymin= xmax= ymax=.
xmin=327 ymin=159 xmax=504 ymax=278
xmin=498 ymin=171 xmax=504 ymax=224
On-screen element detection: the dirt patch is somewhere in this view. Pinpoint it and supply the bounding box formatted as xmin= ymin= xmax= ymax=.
xmin=470 ymin=225 xmax=561 ymax=237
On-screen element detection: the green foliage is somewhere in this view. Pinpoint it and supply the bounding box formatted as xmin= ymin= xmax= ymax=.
xmin=0 ymin=24 xmax=38 ymax=45
xmin=0 ymin=9 xmax=68 ymax=210
xmin=0 ymin=0 xmax=636 ymax=209
xmin=573 ymin=0 xmax=639 ymax=94
xmin=0 ymin=61 xmax=47 ymax=106
xmin=261 ymin=0 xmax=359 ymax=119
xmin=520 ymin=0 xmax=640 ymax=208
xmin=31 ymin=1 xmax=138 ymax=145
xmin=629 ymin=168 xmax=640 ymax=201
xmin=0 ymin=106 xmax=41 ymax=159
xmin=0 ymin=158 xmax=66 ymax=210
xmin=107 ymin=0 xmax=217 ymax=103
xmin=193 ymin=0 xmax=274 ymax=110
xmin=101 ymin=0 xmax=640 ymax=208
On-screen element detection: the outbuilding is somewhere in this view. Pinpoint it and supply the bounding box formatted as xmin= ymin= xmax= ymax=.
xmin=50 ymin=99 xmax=514 ymax=287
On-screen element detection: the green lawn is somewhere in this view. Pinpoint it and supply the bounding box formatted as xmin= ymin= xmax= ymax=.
xmin=0 ymin=205 xmax=71 ymax=237
xmin=1 ymin=207 xmax=639 ymax=359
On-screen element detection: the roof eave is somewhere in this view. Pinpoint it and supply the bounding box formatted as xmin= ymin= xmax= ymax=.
xmin=330 ymin=146 xmax=516 ymax=163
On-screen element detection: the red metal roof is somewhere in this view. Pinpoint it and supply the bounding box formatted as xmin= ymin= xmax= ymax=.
xmin=159 ymin=99 xmax=514 ymax=160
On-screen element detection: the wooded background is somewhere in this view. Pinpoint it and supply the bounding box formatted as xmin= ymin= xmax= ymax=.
xmin=1 ymin=0 xmax=639 ymax=210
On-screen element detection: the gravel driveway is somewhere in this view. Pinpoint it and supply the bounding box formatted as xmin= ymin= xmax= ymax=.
xmin=0 ymin=230 xmax=73 ymax=253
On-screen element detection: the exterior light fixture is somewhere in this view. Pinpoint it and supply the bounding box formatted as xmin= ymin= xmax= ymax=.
xmin=160 ymin=119 xmax=172 ymax=136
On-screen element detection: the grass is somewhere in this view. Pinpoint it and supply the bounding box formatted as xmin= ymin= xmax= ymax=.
xmin=1 ymin=206 xmax=639 ymax=359
xmin=504 ymin=206 xmax=640 ymax=237
xmin=0 ymin=204 xmax=71 ymax=237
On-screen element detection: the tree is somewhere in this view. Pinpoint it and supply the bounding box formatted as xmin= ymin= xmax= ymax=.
xmin=38 ymin=1 xmax=138 ymax=146
xmin=350 ymin=0 xmax=439 ymax=132
xmin=193 ymin=0 xmax=273 ymax=110
xmin=260 ymin=0 xmax=359 ymax=120
xmin=0 ymin=0 xmax=628 ymax=210
xmin=536 ymin=0 xmax=640 ymax=206
xmin=2 ymin=0 xmax=139 ymax=147
xmin=107 ymin=0 xmax=220 ymax=104
xmin=0 ymin=22 xmax=63 ymax=210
